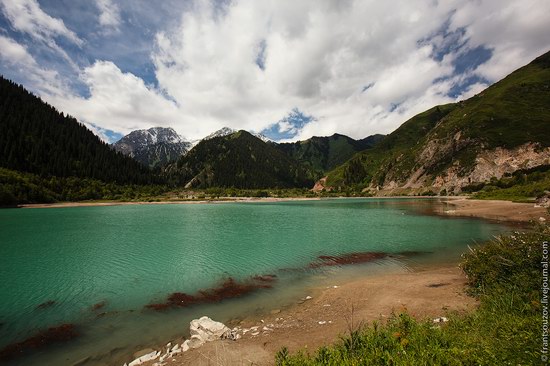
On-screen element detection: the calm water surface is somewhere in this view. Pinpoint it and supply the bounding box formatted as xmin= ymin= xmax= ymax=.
xmin=0 ymin=198 xmax=508 ymax=365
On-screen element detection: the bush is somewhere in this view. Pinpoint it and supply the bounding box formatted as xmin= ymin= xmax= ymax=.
xmin=275 ymin=226 xmax=547 ymax=365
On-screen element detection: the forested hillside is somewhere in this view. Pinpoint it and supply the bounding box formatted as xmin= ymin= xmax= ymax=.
xmin=276 ymin=133 xmax=383 ymax=175
xmin=166 ymin=131 xmax=314 ymax=189
xmin=0 ymin=76 xmax=157 ymax=185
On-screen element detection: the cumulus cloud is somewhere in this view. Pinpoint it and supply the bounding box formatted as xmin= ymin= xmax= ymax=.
xmin=2 ymin=0 xmax=550 ymax=142
xmin=0 ymin=0 xmax=82 ymax=69
xmin=0 ymin=35 xmax=64 ymax=95
xmin=44 ymin=61 xmax=185 ymax=139
xmin=0 ymin=0 xmax=82 ymax=45
xmin=96 ymin=0 xmax=121 ymax=31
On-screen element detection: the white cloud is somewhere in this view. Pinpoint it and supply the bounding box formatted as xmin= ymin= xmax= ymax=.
xmin=7 ymin=0 xmax=550 ymax=142
xmin=0 ymin=35 xmax=65 ymax=95
xmin=44 ymin=61 xmax=182 ymax=136
xmin=451 ymin=0 xmax=550 ymax=82
xmin=96 ymin=0 xmax=121 ymax=31
xmin=0 ymin=0 xmax=82 ymax=45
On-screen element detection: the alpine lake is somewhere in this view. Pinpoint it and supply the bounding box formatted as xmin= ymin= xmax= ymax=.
xmin=0 ymin=198 xmax=512 ymax=365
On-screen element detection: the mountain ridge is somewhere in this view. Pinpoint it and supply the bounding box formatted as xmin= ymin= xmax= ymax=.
xmin=113 ymin=127 xmax=191 ymax=169
xmin=165 ymin=130 xmax=314 ymax=189
xmin=322 ymin=50 xmax=550 ymax=194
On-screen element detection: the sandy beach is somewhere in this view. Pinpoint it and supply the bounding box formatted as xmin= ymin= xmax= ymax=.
xmin=135 ymin=265 xmax=475 ymax=366
xmin=14 ymin=196 xmax=545 ymax=365
xmin=123 ymin=197 xmax=548 ymax=366
xmin=440 ymin=198 xmax=549 ymax=222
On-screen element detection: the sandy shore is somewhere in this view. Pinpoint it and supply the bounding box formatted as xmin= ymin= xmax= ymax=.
xmin=439 ymin=198 xmax=549 ymax=222
xmin=136 ymin=265 xmax=475 ymax=366
xmin=18 ymin=197 xmax=320 ymax=209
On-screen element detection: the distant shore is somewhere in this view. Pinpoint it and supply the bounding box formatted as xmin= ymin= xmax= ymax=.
xmin=18 ymin=196 xmax=550 ymax=224
xmin=17 ymin=196 xmax=321 ymax=209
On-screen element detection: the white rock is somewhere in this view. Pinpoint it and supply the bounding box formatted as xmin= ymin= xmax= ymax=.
xmin=305 ymin=296 xmax=312 ymax=300
xmin=318 ymin=321 xmax=326 ymax=325
xmin=433 ymin=317 xmax=448 ymax=323
xmin=187 ymin=335 xmax=205 ymax=349
xmin=251 ymin=331 xmax=260 ymax=336
xmin=171 ymin=344 xmax=180 ymax=352
xmin=540 ymin=217 xmax=546 ymax=222
xmin=128 ymin=351 xmax=160 ymax=366
xmin=189 ymin=316 xmax=232 ymax=343
xmin=181 ymin=341 xmax=190 ymax=352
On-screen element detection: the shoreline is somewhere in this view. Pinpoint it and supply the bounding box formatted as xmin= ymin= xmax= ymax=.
xmin=136 ymin=263 xmax=476 ymax=366
xmin=439 ymin=198 xmax=549 ymax=223
xmin=12 ymin=196 xmax=545 ymax=365
xmin=16 ymin=195 xmax=454 ymax=209
xmin=126 ymin=197 xmax=547 ymax=366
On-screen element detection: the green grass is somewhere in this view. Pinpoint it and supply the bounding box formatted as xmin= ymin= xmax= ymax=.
xmin=326 ymin=50 xmax=550 ymax=191
xmin=469 ymin=165 xmax=550 ymax=201
xmin=275 ymin=226 xmax=547 ymax=365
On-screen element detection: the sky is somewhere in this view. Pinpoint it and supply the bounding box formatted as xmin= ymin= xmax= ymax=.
xmin=0 ymin=0 xmax=549 ymax=143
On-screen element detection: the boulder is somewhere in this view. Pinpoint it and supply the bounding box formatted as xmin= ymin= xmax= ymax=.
xmin=189 ymin=316 xmax=232 ymax=343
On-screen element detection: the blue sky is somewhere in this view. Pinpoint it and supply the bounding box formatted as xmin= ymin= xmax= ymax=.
xmin=0 ymin=0 xmax=549 ymax=143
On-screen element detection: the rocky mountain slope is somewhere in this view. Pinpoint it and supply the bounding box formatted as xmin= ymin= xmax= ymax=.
xmin=165 ymin=131 xmax=314 ymax=189
xmin=322 ymin=50 xmax=550 ymax=194
xmin=276 ymin=133 xmax=384 ymax=175
xmin=113 ymin=127 xmax=191 ymax=168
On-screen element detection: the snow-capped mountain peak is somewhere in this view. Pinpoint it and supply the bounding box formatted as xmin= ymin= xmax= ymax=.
xmin=112 ymin=127 xmax=191 ymax=168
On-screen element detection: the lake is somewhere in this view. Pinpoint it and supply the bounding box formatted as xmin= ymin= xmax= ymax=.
xmin=0 ymin=198 xmax=508 ymax=365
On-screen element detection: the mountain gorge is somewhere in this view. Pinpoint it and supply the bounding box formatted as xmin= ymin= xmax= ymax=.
xmin=323 ymin=50 xmax=550 ymax=194
xmin=113 ymin=127 xmax=191 ymax=169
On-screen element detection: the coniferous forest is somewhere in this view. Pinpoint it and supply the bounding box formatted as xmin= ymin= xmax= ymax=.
xmin=0 ymin=76 xmax=157 ymax=184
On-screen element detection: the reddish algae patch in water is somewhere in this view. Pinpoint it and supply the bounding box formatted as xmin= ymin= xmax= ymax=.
xmin=0 ymin=324 xmax=79 ymax=361
xmin=145 ymin=275 xmax=277 ymax=311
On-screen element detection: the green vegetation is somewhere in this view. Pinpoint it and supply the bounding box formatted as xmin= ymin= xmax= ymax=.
xmin=0 ymin=168 xmax=168 ymax=206
xmin=463 ymin=165 xmax=550 ymax=201
xmin=326 ymin=50 xmax=550 ymax=191
xmin=0 ymin=76 xmax=158 ymax=185
xmin=326 ymin=104 xmax=457 ymax=189
xmin=276 ymin=134 xmax=384 ymax=177
xmin=166 ymin=131 xmax=315 ymax=189
xmin=275 ymin=226 xmax=547 ymax=365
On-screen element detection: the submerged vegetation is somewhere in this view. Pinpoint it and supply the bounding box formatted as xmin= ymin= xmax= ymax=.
xmin=275 ymin=226 xmax=547 ymax=365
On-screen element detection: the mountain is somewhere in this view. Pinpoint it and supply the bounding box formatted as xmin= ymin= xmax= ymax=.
xmin=276 ymin=133 xmax=384 ymax=175
xmin=202 ymin=127 xmax=272 ymax=143
xmin=323 ymin=50 xmax=550 ymax=194
xmin=0 ymin=76 xmax=156 ymax=185
xmin=113 ymin=127 xmax=191 ymax=168
xmin=165 ymin=130 xmax=314 ymax=189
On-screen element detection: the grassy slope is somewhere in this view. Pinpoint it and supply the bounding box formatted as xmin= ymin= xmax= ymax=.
xmin=275 ymin=226 xmax=546 ymax=365
xmin=276 ymin=134 xmax=383 ymax=176
xmin=326 ymin=50 xmax=550 ymax=190
xmin=326 ymin=104 xmax=456 ymax=188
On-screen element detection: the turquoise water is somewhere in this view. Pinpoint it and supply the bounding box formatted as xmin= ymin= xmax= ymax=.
xmin=0 ymin=198 xmax=507 ymax=365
